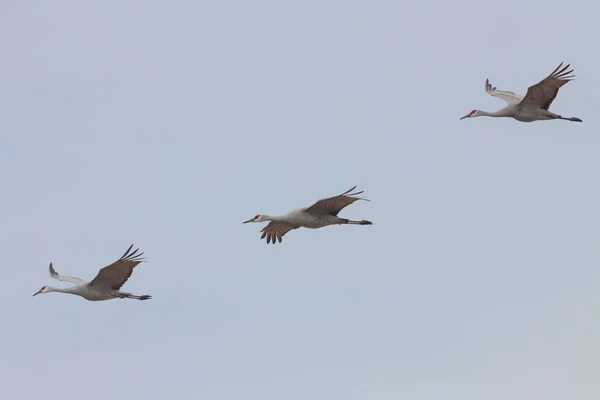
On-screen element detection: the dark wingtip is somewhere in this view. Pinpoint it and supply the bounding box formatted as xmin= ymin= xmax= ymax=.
xmin=120 ymin=244 xmax=135 ymax=260
xmin=49 ymin=262 xmax=57 ymax=276
xmin=340 ymin=186 xmax=358 ymax=196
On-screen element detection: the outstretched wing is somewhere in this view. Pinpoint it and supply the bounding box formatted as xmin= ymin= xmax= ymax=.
xmin=49 ymin=263 xmax=86 ymax=284
xmin=485 ymin=78 xmax=523 ymax=105
xmin=260 ymin=221 xmax=299 ymax=244
xmin=88 ymin=245 xmax=146 ymax=290
xmin=304 ymin=186 xmax=369 ymax=217
xmin=521 ymin=62 xmax=575 ymax=110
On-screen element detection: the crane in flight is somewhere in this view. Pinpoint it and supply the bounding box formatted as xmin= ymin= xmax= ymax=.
xmin=460 ymin=62 xmax=582 ymax=123
xmin=243 ymin=186 xmax=373 ymax=244
xmin=33 ymin=244 xmax=152 ymax=301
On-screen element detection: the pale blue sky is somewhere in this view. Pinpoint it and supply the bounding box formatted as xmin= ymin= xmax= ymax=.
xmin=1 ymin=1 xmax=598 ymax=399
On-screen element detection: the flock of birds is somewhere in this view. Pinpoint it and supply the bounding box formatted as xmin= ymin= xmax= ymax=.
xmin=33 ymin=62 xmax=583 ymax=302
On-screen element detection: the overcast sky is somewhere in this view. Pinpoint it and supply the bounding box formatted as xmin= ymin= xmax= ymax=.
xmin=1 ymin=1 xmax=598 ymax=399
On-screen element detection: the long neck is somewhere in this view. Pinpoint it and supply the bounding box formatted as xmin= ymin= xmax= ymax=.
xmin=479 ymin=108 xmax=511 ymax=118
xmin=47 ymin=286 xmax=80 ymax=295
xmin=261 ymin=214 xmax=282 ymax=222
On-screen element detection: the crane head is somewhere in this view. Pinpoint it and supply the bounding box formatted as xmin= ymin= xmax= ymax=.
xmin=243 ymin=214 xmax=263 ymax=224
xmin=33 ymin=285 xmax=48 ymax=297
xmin=460 ymin=109 xmax=480 ymax=120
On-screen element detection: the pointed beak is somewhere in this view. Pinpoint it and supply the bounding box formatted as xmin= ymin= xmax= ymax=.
xmin=460 ymin=114 xmax=470 ymax=120
xmin=243 ymin=218 xmax=253 ymax=224
xmin=33 ymin=289 xmax=43 ymax=297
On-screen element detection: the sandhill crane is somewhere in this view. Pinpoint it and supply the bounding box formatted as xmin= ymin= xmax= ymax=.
xmin=33 ymin=244 xmax=151 ymax=301
xmin=243 ymin=186 xmax=373 ymax=244
xmin=460 ymin=62 xmax=583 ymax=123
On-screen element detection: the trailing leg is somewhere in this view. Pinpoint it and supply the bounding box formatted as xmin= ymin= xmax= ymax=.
xmin=554 ymin=115 xmax=583 ymax=122
xmin=340 ymin=218 xmax=373 ymax=225
xmin=119 ymin=291 xmax=152 ymax=300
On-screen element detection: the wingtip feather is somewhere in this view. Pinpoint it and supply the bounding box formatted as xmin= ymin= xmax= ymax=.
xmin=347 ymin=190 xmax=365 ymax=197
xmin=340 ymin=186 xmax=358 ymax=196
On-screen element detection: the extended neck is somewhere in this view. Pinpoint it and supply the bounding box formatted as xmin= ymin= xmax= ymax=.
xmin=47 ymin=286 xmax=79 ymax=295
xmin=479 ymin=109 xmax=511 ymax=118
xmin=261 ymin=214 xmax=281 ymax=222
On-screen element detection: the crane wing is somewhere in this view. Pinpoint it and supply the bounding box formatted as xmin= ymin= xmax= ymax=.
xmin=485 ymin=79 xmax=523 ymax=105
xmin=88 ymin=245 xmax=146 ymax=290
xmin=304 ymin=186 xmax=369 ymax=217
xmin=260 ymin=221 xmax=299 ymax=244
xmin=520 ymin=62 xmax=575 ymax=110
xmin=49 ymin=263 xmax=86 ymax=284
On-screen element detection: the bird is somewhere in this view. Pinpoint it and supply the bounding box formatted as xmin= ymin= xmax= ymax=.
xmin=243 ymin=186 xmax=373 ymax=244
xmin=33 ymin=244 xmax=152 ymax=301
xmin=460 ymin=62 xmax=583 ymax=123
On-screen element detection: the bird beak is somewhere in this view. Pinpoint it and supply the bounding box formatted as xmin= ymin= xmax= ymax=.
xmin=460 ymin=114 xmax=470 ymax=120
xmin=242 ymin=218 xmax=253 ymax=224
xmin=33 ymin=289 xmax=43 ymax=297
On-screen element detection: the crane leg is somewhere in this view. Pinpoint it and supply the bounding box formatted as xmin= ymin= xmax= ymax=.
xmin=554 ymin=114 xmax=583 ymax=122
xmin=119 ymin=291 xmax=152 ymax=300
xmin=340 ymin=218 xmax=373 ymax=225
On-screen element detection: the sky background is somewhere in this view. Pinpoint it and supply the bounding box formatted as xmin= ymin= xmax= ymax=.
xmin=1 ymin=1 xmax=598 ymax=399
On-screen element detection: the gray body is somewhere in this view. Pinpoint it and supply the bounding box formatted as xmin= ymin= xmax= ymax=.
xmin=243 ymin=186 xmax=373 ymax=244
xmin=461 ymin=63 xmax=583 ymax=123
xmin=33 ymin=245 xmax=152 ymax=302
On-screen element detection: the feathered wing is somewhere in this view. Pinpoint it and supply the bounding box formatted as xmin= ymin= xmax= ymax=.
xmin=88 ymin=245 xmax=146 ymax=290
xmin=485 ymin=78 xmax=523 ymax=105
xmin=48 ymin=263 xmax=86 ymax=284
xmin=260 ymin=221 xmax=299 ymax=244
xmin=521 ymin=62 xmax=575 ymax=110
xmin=304 ymin=186 xmax=369 ymax=217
